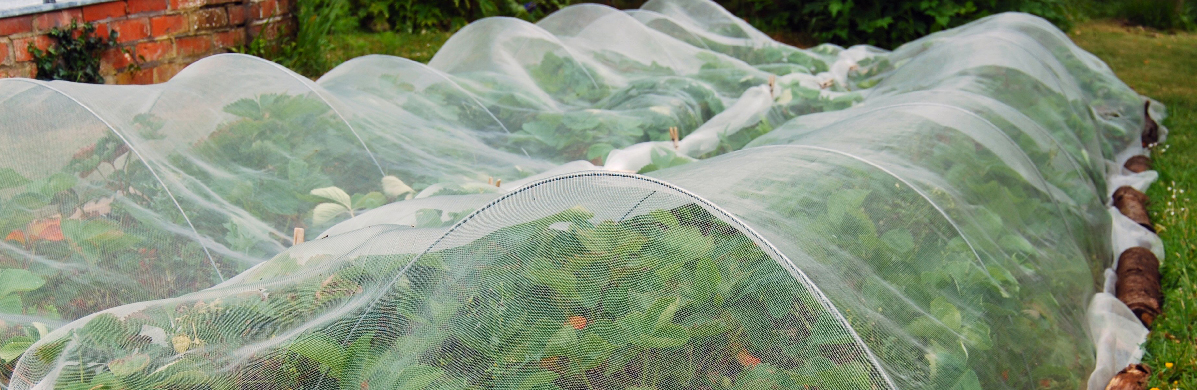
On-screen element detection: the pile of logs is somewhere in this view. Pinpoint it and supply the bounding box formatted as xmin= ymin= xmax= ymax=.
xmin=1105 ymin=102 xmax=1165 ymax=390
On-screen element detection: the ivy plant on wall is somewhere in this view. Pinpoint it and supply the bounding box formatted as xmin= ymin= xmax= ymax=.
xmin=27 ymin=21 xmax=119 ymax=84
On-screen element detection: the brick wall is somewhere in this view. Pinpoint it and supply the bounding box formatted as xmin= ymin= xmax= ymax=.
xmin=0 ymin=0 xmax=294 ymax=84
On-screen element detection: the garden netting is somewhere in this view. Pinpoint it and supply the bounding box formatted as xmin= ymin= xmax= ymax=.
xmin=0 ymin=0 xmax=1166 ymax=389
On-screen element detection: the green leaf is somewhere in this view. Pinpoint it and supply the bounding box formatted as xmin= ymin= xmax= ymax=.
xmin=107 ymin=353 xmax=151 ymax=377
xmin=352 ymin=191 xmax=387 ymax=210
xmin=312 ymin=203 xmax=350 ymax=225
xmin=0 ymin=268 xmax=46 ymax=298
xmin=310 ymin=186 xmax=353 ymax=210
xmin=949 ymin=369 xmax=982 ymax=390
xmin=930 ymin=297 xmax=963 ymax=331
xmin=391 ymin=365 xmax=446 ymax=390
xmin=692 ymin=257 xmax=720 ymax=304
xmin=0 ymin=168 xmax=30 ymax=190
xmin=0 ymin=341 xmax=33 ymax=363
xmin=880 ymin=229 xmax=915 ymax=253
xmin=289 ymin=334 xmax=347 ymax=378
xmin=382 ymin=175 xmax=414 ymax=198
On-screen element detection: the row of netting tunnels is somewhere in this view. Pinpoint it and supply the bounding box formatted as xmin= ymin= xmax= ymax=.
xmin=0 ymin=0 xmax=1170 ymax=389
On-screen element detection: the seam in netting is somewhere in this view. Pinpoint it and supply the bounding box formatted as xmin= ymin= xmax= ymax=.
xmin=229 ymin=53 xmax=387 ymax=177
xmin=9 ymin=79 xmax=226 ymax=282
xmin=322 ymin=170 xmax=899 ymax=390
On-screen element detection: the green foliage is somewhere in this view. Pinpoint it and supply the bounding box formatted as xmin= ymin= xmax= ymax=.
xmin=720 ymin=0 xmax=1073 ymax=49
xmin=344 ymin=0 xmax=569 ymax=33
xmin=27 ymin=21 xmax=119 ymax=83
xmin=236 ymin=0 xmax=351 ymax=77
xmin=26 ymin=203 xmax=980 ymax=390
xmin=1118 ymin=0 xmax=1193 ymax=30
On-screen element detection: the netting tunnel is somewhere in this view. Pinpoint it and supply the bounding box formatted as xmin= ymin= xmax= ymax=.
xmin=0 ymin=0 xmax=1166 ymax=389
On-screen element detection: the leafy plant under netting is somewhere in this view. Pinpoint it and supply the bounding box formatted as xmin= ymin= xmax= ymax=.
xmin=0 ymin=0 xmax=1166 ymax=388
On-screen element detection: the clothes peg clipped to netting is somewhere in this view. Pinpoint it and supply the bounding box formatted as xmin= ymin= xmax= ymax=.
xmin=293 ymin=228 xmax=304 ymax=246
xmin=669 ymin=127 xmax=679 ymax=150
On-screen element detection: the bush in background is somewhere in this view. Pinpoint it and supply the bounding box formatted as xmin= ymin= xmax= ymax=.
xmin=246 ymin=0 xmax=1194 ymax=78
xmin=721 ymin=0 xmax=1074 ymax=49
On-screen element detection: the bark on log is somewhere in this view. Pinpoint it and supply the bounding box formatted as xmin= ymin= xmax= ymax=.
xmin=1116 ymin=247 xmax=1163 ymax=327
xmin=1105 ymin=363 xmax=1151 ymax=390
xmin=1142 ymin=100 xmax=1159 ymax=147
xmin=1113 ymin=186 xmax=1154 ymax=232
xmin=1124 ymin=155 xmax=1152 ymax=173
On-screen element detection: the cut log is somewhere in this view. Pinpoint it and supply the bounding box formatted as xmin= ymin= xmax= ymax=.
xmin=1116 ymin=247 xmax=1163 ymax=327
xmin=1113 ymin=186 xmax=1154 ymax=232
xmin=1124 ymin=155 xmax=1152 ymax=173
xmin=1142 ymin=100 xmax=1159 ymax=147
xmin=1105 ymin=363 xmax=1151 ymax=390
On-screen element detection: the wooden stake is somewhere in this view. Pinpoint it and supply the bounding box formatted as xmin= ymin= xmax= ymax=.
xmin=1116 ymin=247 xmax=1163 ymax=327
xmin=488 ymin=177 xmax=494 ymax=185
xmin=495 ymin=179 xmax=501 ymax=187
xmin=293 ymin=228 xmax=305 ymax=246
xmin=1124 ymin=155 xmax=1152 ymax=173
xmin=1142 ymin=100 xmax=1159 ymax=147
xmin=1105 ymin=363 xmax=1150 ymax=390
xmin=1113 ymin=186 xmax=1154 ymax=232
xmin=768 ymin=75 xmax=776 ymax=95
xmin=669 ymin=127 xmax=679 ymax=150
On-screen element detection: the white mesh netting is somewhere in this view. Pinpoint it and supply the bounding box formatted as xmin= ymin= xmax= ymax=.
xmin=0 ymin=0 xmax=1165 ymax=389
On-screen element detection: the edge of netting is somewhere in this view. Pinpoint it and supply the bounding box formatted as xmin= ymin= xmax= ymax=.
xmin=0 ymin=78 xmax=226 ymax=282
xmin=321 ymin=170 xmax=900 ymax=390
xmin=217 ymin=53 xmax=386 ymax=176
xmin=749 ymin=144 xmax=1003 ymax=302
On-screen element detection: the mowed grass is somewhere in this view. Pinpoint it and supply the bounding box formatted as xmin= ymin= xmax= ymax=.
xmin=1072 ymin=21 xmax=1197 ymax=389
xmin=324 ymin=31 xmax=453 ymax=71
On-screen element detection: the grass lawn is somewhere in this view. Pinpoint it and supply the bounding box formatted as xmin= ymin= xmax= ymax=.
xmin=1072 ymin=20 xmax=1197 ymax=389
xmin=312 ymin=19 xmax=1197 ymax=388
xmin=323 ymin=31 xmax=453 ymax=72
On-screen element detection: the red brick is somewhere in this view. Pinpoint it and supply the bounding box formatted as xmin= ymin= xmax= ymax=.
xmin=82 ymin=2 xmax=127 ymax=22
xmin=0 ymin=63 xmax=36 ymax=78
xmin=127 ymin=0 xmax=168 ymax=14
xmin=213 ymin=29 xmax=243 ymax=48
xmin=206 ymin=0 xmax=239 ymax=5
xmin=189 ymin=7 xmax=228 ymax=30
xmin=0 ymin=41 xmax=8 ymax=65
xmin=90 ymin=22 xmax=112 ymax=39
xmin=110 ymin=18 xmax=150 ymax=43
xmin=135 ymin=40 xmax=172 ymax=62
xmin=249 ymin=0 xmax=280 ymax=19
xmin=13 ymin=35 xmax=53 ymax=62
xmin=175 ymin=35 xmax=211 ymax=57
xmin=150 ymin=14 xmax=188 ymax=36
xmin=113 ymin=66 xmax=154 ymax=84
xmin=226 ymin=4 xmax=245 ymax=25
xmin=127 ymin=67 xmax=154 ymax=84
xmin=0 ymin=15 xmax=35 ymax=36
xmin=169 ymin=0 xmax=204 ymax=10
xmin=32 ymin=9 xmax=83 ymax=32
xmin=100 ymin=47 xmax=133 ymax=70
xmin=153 ymin=62 xmax=184 ymax=82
